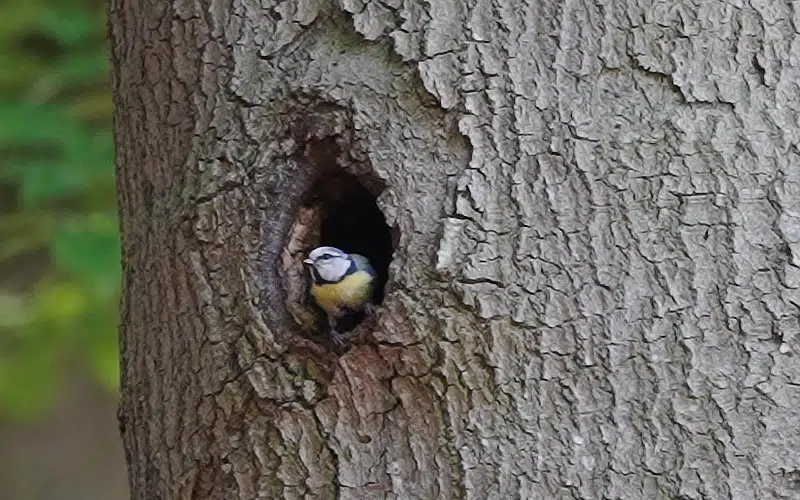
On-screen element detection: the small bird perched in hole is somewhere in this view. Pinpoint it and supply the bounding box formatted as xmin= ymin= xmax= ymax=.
xmin=303 ymin=246 xmax=377 ymax=344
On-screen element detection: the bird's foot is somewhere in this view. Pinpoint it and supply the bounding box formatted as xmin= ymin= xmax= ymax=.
xmin=329 ymin=329 xmax=345 ymax=345
xmin=364 ymin=302 xmax=377 ymax=316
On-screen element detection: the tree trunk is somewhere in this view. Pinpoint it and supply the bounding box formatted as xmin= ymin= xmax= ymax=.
xmin=109 ymin=0 xmax=800 ymax=498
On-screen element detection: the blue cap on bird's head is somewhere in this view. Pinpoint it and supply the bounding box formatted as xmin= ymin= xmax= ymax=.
xmin=304 ymin=246 xmax=348 ymax=264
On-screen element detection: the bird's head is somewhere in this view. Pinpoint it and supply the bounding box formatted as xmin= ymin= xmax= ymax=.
xmin=303 ymin=246 xmax=352 ymax=283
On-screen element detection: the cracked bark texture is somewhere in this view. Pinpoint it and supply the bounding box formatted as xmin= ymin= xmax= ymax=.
xmin=110 ymin=0 xmax=800 ymax=498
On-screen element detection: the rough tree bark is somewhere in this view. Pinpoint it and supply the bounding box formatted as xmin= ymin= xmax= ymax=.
xmin=110 ymin=0 xmax=800 ymax=498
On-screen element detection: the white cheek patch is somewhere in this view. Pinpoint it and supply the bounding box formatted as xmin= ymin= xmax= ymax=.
xmin=317 ymin=265 xmax=339 ymax=282
xmin=316 ymin=259 xmax=349 ymax=282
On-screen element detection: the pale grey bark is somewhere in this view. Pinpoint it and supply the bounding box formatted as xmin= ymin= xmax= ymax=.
xmin=110 ymin=0 xmax=800 ymax=499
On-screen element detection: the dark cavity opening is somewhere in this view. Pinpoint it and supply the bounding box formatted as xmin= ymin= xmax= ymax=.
xmin=303 ymin=139 xmax=394 ymax=334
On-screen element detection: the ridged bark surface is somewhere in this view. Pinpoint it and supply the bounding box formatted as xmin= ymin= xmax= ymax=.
xmin=110 ymin=0 xmax=800 ymax=498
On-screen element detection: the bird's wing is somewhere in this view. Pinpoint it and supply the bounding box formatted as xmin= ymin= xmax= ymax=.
xmin=350 ymin=254 xmax=377 ymax=277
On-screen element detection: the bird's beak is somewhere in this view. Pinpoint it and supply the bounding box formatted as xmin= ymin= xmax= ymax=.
xmin=303 ymin=258 xmax=314 ymax=266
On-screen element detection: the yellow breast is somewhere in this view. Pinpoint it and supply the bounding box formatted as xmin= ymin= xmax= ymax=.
xmin=311 ymin=271 xmax=374 ymax=317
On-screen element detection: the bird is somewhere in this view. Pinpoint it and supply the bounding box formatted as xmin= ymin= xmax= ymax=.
xmin=303 ymin=246 xmax=377 ymax=344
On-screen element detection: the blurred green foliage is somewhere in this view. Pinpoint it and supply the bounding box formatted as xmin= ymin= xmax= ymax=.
xmin=0 ymin=0 xmax=119 ymax=420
